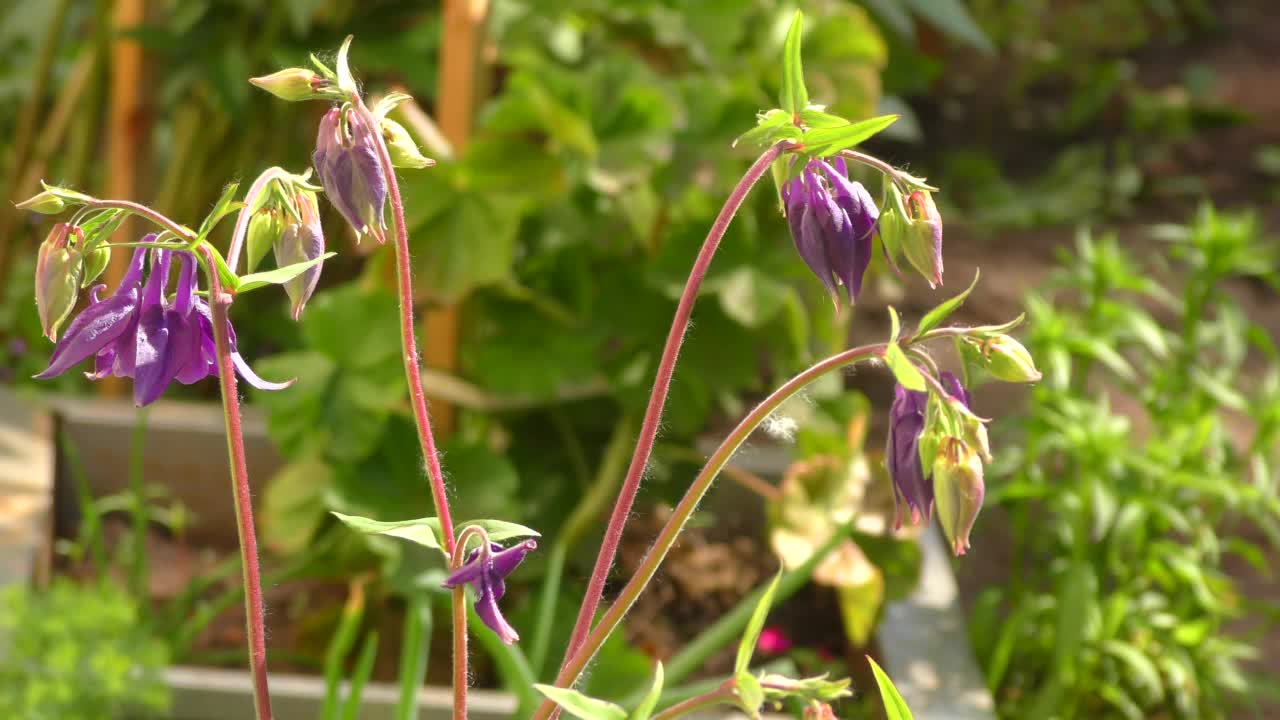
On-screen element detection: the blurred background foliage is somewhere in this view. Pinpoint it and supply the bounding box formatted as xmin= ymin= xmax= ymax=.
xmin=2 ymin=0 xmax=1278 ymax=717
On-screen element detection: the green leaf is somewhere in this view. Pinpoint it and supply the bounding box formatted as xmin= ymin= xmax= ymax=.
xmin=779 ymin=11 xmax=808 ymax=113
xmin=533 ymin=686 xmax=627 ymax=720
xmin=736 ymin=671 xmax=764 ymax=715
xmin=801 ymin=115 xmax=898 ymax=157
xmin=262 ymin=458 xmax=331 ymax=555
xmin=717 ymin=266 xmax=791 ymax=328
xmin=736 ymin=571 xmax=783 ymax=674
xmin=331 ymin=512 xmax=444 ymax=554
xmin=733 ymin=109 xmax=801 ymax=149
xmin=236 ymin=253 xmax=336 ymax=293
xmin=900 ymin=0 xmax=994 ymax=53
xmin=451 ymin=519 xmax=542 ymax=545
xmin=885 ymin=343 xmax=925 ymax=392
xmin=196 ymin=182 xmax=242 ymax=242
xmin=915 ymin=269 xmax=980 ymax=337
xmin=798 ymin=109 xmax=852 ymax=129
xmin=868 ymin=657 xmax=914 ymax=720
xmin=629 ymin=663 xmax=664 ymax=720
xmin=888 ymin=305 xmax=902 ymax=343
xmin=1102 ymin=640 xmax=1164 ymax=705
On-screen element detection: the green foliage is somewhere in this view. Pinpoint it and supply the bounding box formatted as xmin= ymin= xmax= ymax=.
xmin=868 ymin=657 xmax=915 ymax=720
xmin=974 ymin=206 xmax=1280 ymax=719
xmin=0 ymin=580 xmax=170 ymax=719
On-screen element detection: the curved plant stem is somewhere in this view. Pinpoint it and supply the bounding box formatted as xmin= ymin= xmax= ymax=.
xmin=557 ymin=142 xmax=788 ymax=676
xmin=200 ymin=244 xmax=272 ymax=720
xmin=350 ymin=96 xmax=463 ymax=718
xmin=650 ymin=685 xmax=737 ymax=720
xmin=531 ymin=342 xmax=888 ymax=719
xmin=227 ymin=166 xmax=290 ymax=271
xmin=85 ymin=199 xmax=198 ymax=242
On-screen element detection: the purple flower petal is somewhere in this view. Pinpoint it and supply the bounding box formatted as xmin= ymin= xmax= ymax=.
xmin=34 ymin=288 xmax=140 ymax=379
xmin=232 ymin=351 xmax=294 ymax=391
xmin=474 ymin=571 xmax=520 ymax=644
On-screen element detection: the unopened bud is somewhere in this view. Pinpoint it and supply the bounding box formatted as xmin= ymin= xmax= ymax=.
xmin=249 ymin=68 xmax=328 ymax=102
xmin=932 ymin=437 xmax=984 ymax=556
xmin=245 ymin=207 xmax=285 ymax=273
xmin=381 ymin=118 xmax=434 ymax=169
xmin=35 ymin=224 xmax=83 ymax=340
xmin=274 ymin=191 xmax=326 ymax=320
xmin=804 ymin=703 xmax=837 ymax=720
xmin=902 ymin=190 xmax=943 ymax=288
xmin=81 ymin=244 xmax=111 ymax=287
xmin=976 ymin=335 xmax=1041 ymax=383
xmin=16 ymin=190 xmax=65 ymax=214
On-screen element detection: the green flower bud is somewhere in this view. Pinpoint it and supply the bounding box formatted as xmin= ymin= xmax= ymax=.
xmin=81 ymin=244 xmax=111 ymax=288
xmin=976 ymin=335 xmax=1041 ymax=383
xmin=381 ymin=118 xmax=434 ymax=169
xmin=16 ymin=190 xmax=66 ymax=214
xmin=249 ymin=68 xmax=328 ymax=102
xmin=932 ymin=437 xmax=984 ymax=556
xmin=901 ymin=190 xmax=943 ymax=288
xmin=35 ymin=224 xmax=84 ymax=341
xmin=245 ymin=207 xmax=285 ymax=273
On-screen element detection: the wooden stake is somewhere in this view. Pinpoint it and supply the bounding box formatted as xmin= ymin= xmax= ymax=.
xmin=102 ymin=0 xmax=147 ymax=397
xmin=425 ymin=0 xmax=490 ymax=432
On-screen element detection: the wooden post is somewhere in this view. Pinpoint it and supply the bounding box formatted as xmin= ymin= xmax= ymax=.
xmin=424 ymin=0 xmax=490 ymax=432
xmin=102 ymin=0 xmax=146 ymax=397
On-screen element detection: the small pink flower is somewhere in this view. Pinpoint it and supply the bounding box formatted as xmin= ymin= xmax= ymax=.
xmin=757 ymin=626 xmax=793 ymax=655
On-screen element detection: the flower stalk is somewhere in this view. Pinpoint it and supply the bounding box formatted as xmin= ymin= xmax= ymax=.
xmin=556 ymin=141 xmax=790 ymax=676
xmin=532 ymin=342 xmax=888 ymax=719
xmin=349 ymin=95 xmax=465 ymax=718
xmin=199 ymin=243 xmax=273 ymax=720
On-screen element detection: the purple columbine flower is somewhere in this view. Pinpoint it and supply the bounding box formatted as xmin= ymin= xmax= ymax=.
xmin=313 ymin=106 xmax=386 ymax=243
xmin=886 ymin=381 xmax=931 ymax=528
xmin=886 ymin=371 xmax=971 ymax=529
xmin=35 ymin=237 xmax=291 ymax=406
xmin=782 ymin=157 xmax=878 ymax=308
xmin=442 ymin=539 xmax=537 ymax=644
xmin=275 ymin=191 xmax=326 ymax=320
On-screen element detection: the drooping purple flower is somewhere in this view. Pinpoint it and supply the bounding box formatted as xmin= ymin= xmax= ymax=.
xmin=886 ymin=382 xmax=930 ymax=528
xmin=275 ymin=190 xmax=326 ymax=320
xmin=886 ymin=371 xmax=972 ymax=529
xmin=442 ymin=539 xmax=538 ymax=644
xmin=35 ymin=238 xmax=292 ymax=406
xmin=313 ymin=106 xmax=386 ymax=243
xmin=782 ymin=157 xmax=878 ymax=307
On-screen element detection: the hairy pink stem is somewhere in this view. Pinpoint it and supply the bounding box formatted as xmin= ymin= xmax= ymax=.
xmin=530 ymin=342 xmax=888 ymax=720
xmin=201 ymin=244 xmax=272 ymax=720
xmin=350 ymin=96 xmax=464 ymax=718
xmin=556 ymin=143 xmax=787 ymax=676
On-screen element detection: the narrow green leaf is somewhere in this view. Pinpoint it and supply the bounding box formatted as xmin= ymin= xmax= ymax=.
xmin=885 ymin=344 xmax=926 ymax=392
xmin=323 ymin=589 xmax=367 ymax=720
xmin=629 ymin=663 xmax=664 ymax=720
xmin=798 ymin=109 xmax=852 ymax=129
xmin=801 ymin=115 xmax=898 ymax=157
xmin=779 ymin=11 xmax=808 ymax=113
xmin=335 ymin=35 xmax=356 ymax=93
xmin=888 ymin=306 xmax=903 ymax=343
xmin=915 ymin=269 xmax=980 ymax=337
xmin=868 ymin=657 xmax=915 ymax=720
xmin=331 ymin=512 xmax=443 ymax=553
xmin=207 ymin=244 xmax=241 ymax=291
xmin=237 ymin=252 xmax=336 ymax=293
xmin=736 ymin=571 xmax=783 ymax=674
xmin=1102 ymin=640 xmax=1164 ymax=704
xmin=341 ymin=632 xmax=380 ymax=720
xmin=734 ymin=109 xmax=797 ymax=149
xmin=736 ymin=671 xmax=764 ymax=715
xmin=451 ymin=519 xmax=542 ymax=544
xmin=533 ymin=685 xmax=627 ymax=720
xmin=196 ymin=182 xmax=242 ymax=241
